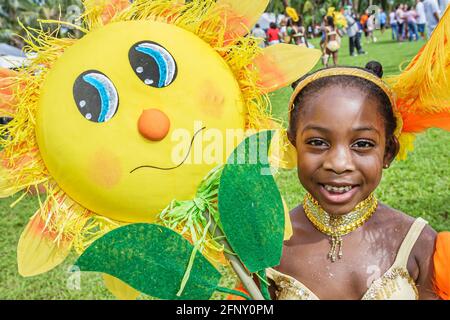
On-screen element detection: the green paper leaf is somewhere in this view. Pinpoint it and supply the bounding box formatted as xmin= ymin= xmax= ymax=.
xmin=218 ymin=130 xmax=285 ymax=273
xmin=74 ymin=223 xmax=221 ymax=300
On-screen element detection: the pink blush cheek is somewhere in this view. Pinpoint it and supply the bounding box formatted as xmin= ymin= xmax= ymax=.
xmin=199 ymin=82 xmax=225 ymax=118
xmin=88 ymin=150 xmax=122 ymax=188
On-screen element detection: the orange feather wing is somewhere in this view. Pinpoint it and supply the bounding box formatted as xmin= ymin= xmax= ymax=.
xmin=433 ymin=232 xmax=450 ymax=300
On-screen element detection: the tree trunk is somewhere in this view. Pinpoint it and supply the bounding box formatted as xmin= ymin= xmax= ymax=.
xmin=353 ymin=0 xmax=359 ymax=12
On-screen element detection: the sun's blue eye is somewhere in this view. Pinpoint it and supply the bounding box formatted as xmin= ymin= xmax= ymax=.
xmin=73 ymin=71 xmax=119 ymax=123
xmin=129 ymin=41 xmax=177 ymax=88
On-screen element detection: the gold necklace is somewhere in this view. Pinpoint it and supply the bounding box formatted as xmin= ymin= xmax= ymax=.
xmin=303 ymin=193 xmax=378 ymax=262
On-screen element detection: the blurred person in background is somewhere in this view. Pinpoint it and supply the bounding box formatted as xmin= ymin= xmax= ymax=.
xmin=307 ymin=24 xmax=314 ymax=39
xmin=345 ymin=7 xmax=359 ymax=56
xmin=251 ymin=24 xmax=267 ymax=48
xmin=438 ymin=0 xmax=449 ymax=13
xmin=360 ymin=10 xmax=369 ymax=40
xmin=406 ymin=5 xmax=419 ymax=41
xmin=279 ymin=18 xmax=289 ymax=43
xmin=285 ymin=19 xmax=295 ymax=44
xmin=355 ymin=13 xmax=366 ymax=54
xmin=423 ymin=0 xmax=441 ymax=37
xmin=403 ymin=4 xmax=410 ymax=39
xmin=319 ymin=15 xmax=328 ymax=56
xmin=379 ymin=8 xmax=387 ymax=34
xmin=366 ymin=13 xmax=377 ymax=43
xmin=323 ymin=16 xmax=342 ymax=67
xmin=416 ymin=0 xmax=427 ymax=39
xmin=314 ymin=24 xmax=321 ymax=37
xmin=396 ymin=4 xmax=405 ymax=41
xmin=288 ymin=17 xmax=308 ymax=47
xmin=389 ymin=8 xmax=399 ymax=40
xmin=266 ymin=22 xmax=281 ymax=45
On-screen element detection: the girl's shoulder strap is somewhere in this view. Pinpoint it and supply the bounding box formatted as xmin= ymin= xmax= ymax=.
xmin=394 ymin=217 xmax=428 ymax=268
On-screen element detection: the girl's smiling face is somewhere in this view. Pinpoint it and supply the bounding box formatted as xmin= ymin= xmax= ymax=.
xmin=291 ymin=85 xmax=396 ymax=215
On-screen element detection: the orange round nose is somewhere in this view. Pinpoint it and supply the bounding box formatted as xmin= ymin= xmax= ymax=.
xmin=138 ymin=108 xmax=170 ymax=141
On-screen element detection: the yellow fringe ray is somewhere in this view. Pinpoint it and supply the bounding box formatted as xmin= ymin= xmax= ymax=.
xmin=103 ymin=274 xmax=141 ymax=300
xmin=17 ymin=213 xmax=73 ymax=277
xmin=15 ymin=180 xmax=124 ymax=276
xmin=268 ymin=128 xmax=298 ymax=169
xmin=282 ymin=196 xmax=293 ymax=241
xmin=397 ymin=132 xmax=417 ymax=161
xmin=0 ymin=68 xmax=19 ymax=116
xmin=216 ymin=0 xmax=270 ymax=41
xmin=254 ymin=44 xmax=321 ymax=93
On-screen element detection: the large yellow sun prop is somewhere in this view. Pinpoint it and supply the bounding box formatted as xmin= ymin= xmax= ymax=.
xmin=0 ymin=0 xmax=320 ymax=296
xmin=38 ymin=20 xmax=245 ymax=222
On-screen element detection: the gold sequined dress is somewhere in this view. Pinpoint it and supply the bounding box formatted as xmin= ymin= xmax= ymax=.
xmin=267 ymin=218 xmax=428 ymax=300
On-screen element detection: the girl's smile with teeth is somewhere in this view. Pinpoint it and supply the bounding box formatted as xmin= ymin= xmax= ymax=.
xmin=318 ymin=183 xmax=360 ymax=206
xmin=322 ymin=184 xmax=354 ymax=193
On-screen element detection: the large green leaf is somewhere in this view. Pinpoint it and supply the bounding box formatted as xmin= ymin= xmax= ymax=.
xmin=75 ymin=224 xmax=221 ymax=300
xmin=218 ymin=131 xmax=284 ymax=273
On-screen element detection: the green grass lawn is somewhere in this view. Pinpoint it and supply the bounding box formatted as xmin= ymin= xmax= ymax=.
xmin=1 ymin=30 xmax=449 ymax=299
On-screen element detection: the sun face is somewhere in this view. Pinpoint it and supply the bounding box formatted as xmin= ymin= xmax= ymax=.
xmin=37 ymin=20 xmax=245 ymax=222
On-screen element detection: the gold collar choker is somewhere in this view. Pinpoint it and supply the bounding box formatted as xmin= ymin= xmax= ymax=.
xmin=303 ymin=193 xmax=378 ymax=262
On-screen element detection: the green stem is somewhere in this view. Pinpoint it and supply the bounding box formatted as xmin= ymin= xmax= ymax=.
xmin=203 ymin=210 xmax=265 ymax=300
xmin=256 ymin=270 xmax=271 ymax=300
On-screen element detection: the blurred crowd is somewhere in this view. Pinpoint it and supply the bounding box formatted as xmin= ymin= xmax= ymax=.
xmin=251 ymin=17 xmax=311 ymax=48
xmin=251 ymin=0 xmax=448 ymax=67
xmin=389 ymin=0 xmax=447 ymax=41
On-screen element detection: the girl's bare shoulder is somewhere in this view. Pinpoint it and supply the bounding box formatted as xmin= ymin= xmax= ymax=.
xmin=372 ymin=203 xmax=436 ymax=235
xmin=371 ymin=203 xmax=437 ymax=265
xmin=371 ymin=203 xmax=416 ymax=228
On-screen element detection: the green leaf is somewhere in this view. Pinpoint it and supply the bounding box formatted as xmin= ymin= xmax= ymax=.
xmin=74 ymin=224 xmax=221 ymax=300
xmin=218 ymin=131 xmax=284 ymax=273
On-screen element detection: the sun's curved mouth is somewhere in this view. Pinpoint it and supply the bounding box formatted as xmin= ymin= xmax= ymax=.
xmin=130 ymin=126 xmax=206 ymax=173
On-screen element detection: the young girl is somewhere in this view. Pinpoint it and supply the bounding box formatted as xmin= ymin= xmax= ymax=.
xmin=266 ymin=62 xmax=444 ymax=300
xmin=366 ymin=13 xmax=377 ymax=43
xmin=323 ymin=16 xmax=341 ymax=67
xmin=287 ymin=16 xmax=308 ymax=47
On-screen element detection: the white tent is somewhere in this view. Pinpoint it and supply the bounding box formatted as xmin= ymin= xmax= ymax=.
xmin=0 ymin=43 xmax=30 ymax=69
xmin=256 ymin=13 xmax=287 ymax=30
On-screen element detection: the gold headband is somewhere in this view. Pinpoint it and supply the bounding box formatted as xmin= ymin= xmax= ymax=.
xmin=288 ymin=67 xmax=403 ymax=137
